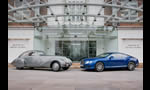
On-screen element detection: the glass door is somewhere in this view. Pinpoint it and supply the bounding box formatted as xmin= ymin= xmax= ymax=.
xmin=69 ymin=41 xmax=88 ymax=61
xmin=55 ymin=41 xmax=96 ymax=61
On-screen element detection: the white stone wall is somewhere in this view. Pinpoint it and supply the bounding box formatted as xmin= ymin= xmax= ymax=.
xmin=118 ymin=27 xmax=143 ymax=62
xmin=8 ymin=27 xmax=34 ymax=63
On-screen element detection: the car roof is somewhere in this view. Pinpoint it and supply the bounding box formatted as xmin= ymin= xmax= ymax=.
xmin=24 ymin=50 xmax=45 ymax=53
xmin=104 ymin=52 xmax=128 ymax=55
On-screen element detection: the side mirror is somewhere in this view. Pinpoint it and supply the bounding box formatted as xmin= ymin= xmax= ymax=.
xmin=109 ymin=56 xmax=114 ymax=60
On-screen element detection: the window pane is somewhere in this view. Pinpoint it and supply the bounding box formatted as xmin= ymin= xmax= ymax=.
xmin=111 ymin=54 xmax=127 ymax=59
xmin=89 ymin=41 xmax=96 ymax=48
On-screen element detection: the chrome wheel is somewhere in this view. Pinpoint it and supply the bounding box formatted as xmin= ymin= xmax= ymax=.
xmin=128 ymin=62 xmax=135 ymax=71
xmin=52 ymin=62 xmax=60 ymax=72
xmin=95 ymin=62 xmax=104 ymax=72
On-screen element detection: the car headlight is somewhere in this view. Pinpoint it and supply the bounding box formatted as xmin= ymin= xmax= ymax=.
xmin=85 ymin=61 xmax=93 ymax=64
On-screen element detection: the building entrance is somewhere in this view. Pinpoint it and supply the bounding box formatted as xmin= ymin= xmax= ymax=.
xmin=55 ymin=41 xmax=96 ymax=61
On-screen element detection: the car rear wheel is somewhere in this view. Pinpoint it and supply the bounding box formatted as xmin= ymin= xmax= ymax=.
xmin=52 ymin=62 xmax=60 ymax=72
xmin=62 ymin=67 xmax=70 ymax=70
xmin=128 ymin=62 xmax=135 ymax=71
xmin=95 ymin=62 xmax=104 ymax=72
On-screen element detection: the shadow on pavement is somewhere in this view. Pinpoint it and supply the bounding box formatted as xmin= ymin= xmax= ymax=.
xmin=10 ymin=67 xmax=139 ymax=72
xmin=11 ymin=67 xmax=68 ymax=72
xmin=81 ymin=68 xmax=139 ymax=72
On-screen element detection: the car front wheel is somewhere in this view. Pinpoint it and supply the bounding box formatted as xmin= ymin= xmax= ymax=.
xmin=95 ymin=62 xmax=104 ymax=72
xmin=52 ymin=62 xmax=61 ymax=72
xmin=128 ymin=62 xmax=135 ymax=71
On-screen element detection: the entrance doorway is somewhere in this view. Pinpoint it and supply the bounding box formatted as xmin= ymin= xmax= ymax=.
xmin=55 ymin=41 xmax=96 ymax=61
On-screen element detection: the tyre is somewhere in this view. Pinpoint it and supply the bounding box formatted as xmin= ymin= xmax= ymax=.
xmin=16 ymin=67 xmax=24 ymax=70
xmin=52 ymin=62 xmax=61 ymax=72
xmin=62 ymin=67 xmax=69 ymax=70
xmin=95 ymin=62 xmax=104 ymax=72
xmin=128 ymin=62 xmax=135 ymax=71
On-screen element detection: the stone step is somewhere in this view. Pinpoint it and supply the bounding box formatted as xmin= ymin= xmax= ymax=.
xmin=70 ymin=63 xmax=80 ymax=69
xmin=137 ymin=63 xmax=143 ymax=68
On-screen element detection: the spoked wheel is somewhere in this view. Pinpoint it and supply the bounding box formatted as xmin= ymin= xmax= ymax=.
xmin=52 ymin=62 xmax=61 ymax=72
xmin=128 ymin=62 xmax=136 ymax=71
xmin=95 ymin=62 xmax=104 ymax=72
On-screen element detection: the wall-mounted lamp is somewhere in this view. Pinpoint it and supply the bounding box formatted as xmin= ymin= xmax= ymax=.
xmin=51 ymin=13 xmax=54 ymax=16
xmin=65 ymin=5 xmax=68 ymax=7
xmin=68 ymin=19 xmax=71 ymax=21
xmin=66 ymin=13 xmax=69 ymax=15
xmin=55 ymin=19 xmax=58 ymax=22
xmin=98 ymin=13 xmax=101 ymax=15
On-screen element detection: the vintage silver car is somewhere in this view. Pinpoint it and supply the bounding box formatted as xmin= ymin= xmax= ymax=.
xmin=11 ymin=50 xmax=72 ymax=71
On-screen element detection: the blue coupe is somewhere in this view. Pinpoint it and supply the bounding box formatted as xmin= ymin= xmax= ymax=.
xmin=80 ymin=52 xmax=139 ymax=72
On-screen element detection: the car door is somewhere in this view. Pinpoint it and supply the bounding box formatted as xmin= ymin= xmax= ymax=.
xmin=24 ymin=56 xmax=41 ymax=67
xmin=24 ymin=52 xmax=43 ymax=67
xmin=108 ymin=54 xmax=127 ymax=67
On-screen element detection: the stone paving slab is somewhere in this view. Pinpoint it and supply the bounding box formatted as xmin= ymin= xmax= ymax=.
xmin=8 ymin=68 xmax=143 ymax=90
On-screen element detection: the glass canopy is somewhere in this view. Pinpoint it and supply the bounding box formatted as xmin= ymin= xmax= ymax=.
xmin=8 ymin=0 xmax=143 ymax=61
xmin=8 ymin=0 xmax=143 ymax=27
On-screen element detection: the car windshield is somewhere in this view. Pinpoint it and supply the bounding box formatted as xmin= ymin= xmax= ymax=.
xmin=18 ymin=50 xmax=46 ymax=58
xmin=96 ymin=53 xmax=111 ymax=58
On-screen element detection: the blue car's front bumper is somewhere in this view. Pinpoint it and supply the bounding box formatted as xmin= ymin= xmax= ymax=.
xmin=80 ymin=63 xmax=95 ymax=70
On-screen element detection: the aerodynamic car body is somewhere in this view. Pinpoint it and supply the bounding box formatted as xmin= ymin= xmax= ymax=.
xmin=11 ymin=50 xmax=72 ymax=71
xmin=80 ymin=52 xmax=139 ymax=72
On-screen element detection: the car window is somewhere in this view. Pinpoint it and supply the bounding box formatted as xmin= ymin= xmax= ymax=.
xmin=18 ymin=51 xmax=46 ymax=58
xmin=18 ymin=51 xmax=31 ymax=58
xmin=31 ymin=51 xmax=45 ymax=56
xmin=111 ymin=54 xmax=127 ymax=59
xmin=96 ymin=53 xmax=111 ymax=58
